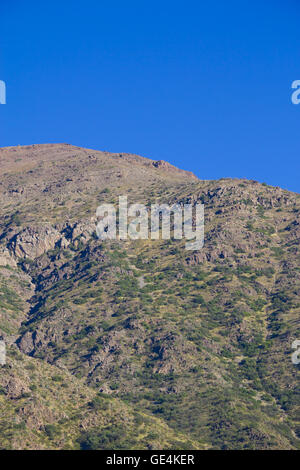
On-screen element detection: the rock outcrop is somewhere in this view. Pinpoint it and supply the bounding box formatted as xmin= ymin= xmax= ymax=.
xmin=9 ymin=226 xmax=61 ymax=259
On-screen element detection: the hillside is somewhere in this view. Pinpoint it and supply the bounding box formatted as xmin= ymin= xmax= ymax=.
xmin=0 ymin=144 xmax=299 ymax=449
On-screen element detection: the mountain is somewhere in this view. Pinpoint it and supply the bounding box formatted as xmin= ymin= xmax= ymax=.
xmin=0 ymin=144 xmax=299 ymax=450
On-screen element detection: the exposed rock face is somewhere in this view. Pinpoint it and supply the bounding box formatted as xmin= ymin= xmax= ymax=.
xmin=153 ymin=160 xmax=176 ymax=169
xmin=3 ymin=377 xmax=30 ymax=399
xmin=18 ymin=331 xmax=35 ymax=355
xmin=64 ymin=220 xmax=96 ymax=242
xmin=151 ymin=333 xmax=198 ymax=374
xmin=0 ymin=247 xmax=17 ymax=267
xmin=5 ymin=220 xmax=98 ymax=262
xmin=152 ymin=159 xmax=197 ymax=179
xmin=9 ymin=226 xmax=61 ymax=259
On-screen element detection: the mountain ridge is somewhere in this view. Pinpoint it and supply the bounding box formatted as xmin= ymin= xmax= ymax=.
xmin=0 ymin=144 xmax=299 ymax=450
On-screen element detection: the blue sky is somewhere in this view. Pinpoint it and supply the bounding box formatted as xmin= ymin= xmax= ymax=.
xmin=1 ymin=0 xmax=300 ymax=192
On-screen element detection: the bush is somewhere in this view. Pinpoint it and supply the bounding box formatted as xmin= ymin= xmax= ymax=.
xmin=78 ymin=425 xmax=135 ymax=450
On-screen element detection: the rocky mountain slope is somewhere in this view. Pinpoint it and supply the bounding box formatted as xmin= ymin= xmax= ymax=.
xmin=0 ymin=144 xmax=299 ymax=449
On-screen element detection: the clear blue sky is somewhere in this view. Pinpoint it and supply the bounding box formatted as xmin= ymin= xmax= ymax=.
xmin=1 ymin=0 xmax=300 ymax=192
